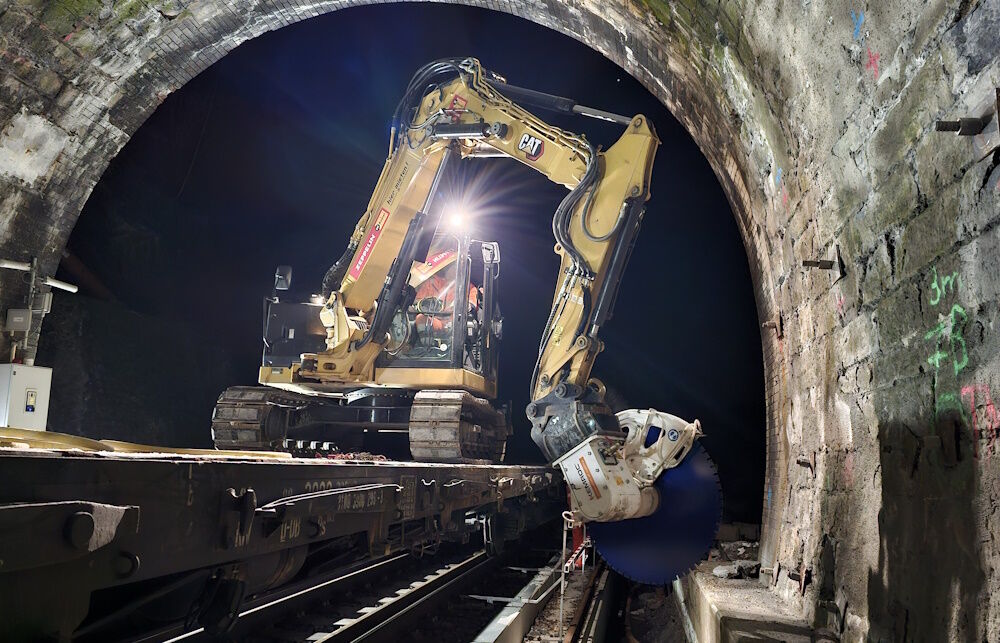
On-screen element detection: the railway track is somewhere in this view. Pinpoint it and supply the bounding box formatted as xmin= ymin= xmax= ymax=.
xmin=404 ymin=548 xmax=559 ymax=642
xmin=137 ymin=529 xmax=560 ymax=642
xmin=86 ymin=523 xmax=625 ymax=643
xmin=238 ymin=546 xmax=496 ymax=642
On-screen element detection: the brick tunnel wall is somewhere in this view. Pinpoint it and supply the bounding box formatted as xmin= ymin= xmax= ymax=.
xmin=0 ymin=0 xmax=998 ymax=639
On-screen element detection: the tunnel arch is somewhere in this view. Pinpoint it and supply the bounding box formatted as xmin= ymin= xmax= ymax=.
xmin=0 ymin=0 xmax=862 ymax=623
xmin=2 ymin=0 xmax=998 ymax=639
xmin=3 ymin=0 xmax=787 ymax=588
xmin=13 ymin=0 xmax=787 ymax=585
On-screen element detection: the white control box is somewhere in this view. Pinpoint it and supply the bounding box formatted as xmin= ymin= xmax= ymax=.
xmin=0 ymin=364 xmax=52 ymax=431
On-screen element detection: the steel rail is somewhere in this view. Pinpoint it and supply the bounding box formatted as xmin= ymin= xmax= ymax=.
xmin=566 ymin=566 xmax=613 ymax=643
xmin=133 ymin=548 xmax=495 ymax=643
xmin=471 ymin=556 xmax=562 ymax=643
xmin=314 ymin=549 xmax=494 ymax=642
xmin=130 ymin=553 xmax=412 ymax=642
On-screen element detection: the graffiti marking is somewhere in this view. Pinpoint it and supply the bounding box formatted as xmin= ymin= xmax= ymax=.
xmin=961 ymin=385 xmax=1000 ymax=460
xmin=865 ymin=47 xmax=880 ymax=80
xmin=924 ymin=304 xmax=969 ymax=376
xmin=851 ymin=9 xmax=865 ymax=40
xmin=774 ymin=167 xmax=789 ymax=207
xmin=929 ymin=266 xmax=961 ymax=306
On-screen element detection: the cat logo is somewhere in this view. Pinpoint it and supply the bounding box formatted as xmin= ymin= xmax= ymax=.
xmin=517 ymin=133 xmax=545 ymax=161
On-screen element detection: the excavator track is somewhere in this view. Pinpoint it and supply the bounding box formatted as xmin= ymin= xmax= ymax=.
xmin=212 ymin=386 xmax=510 ymax=463
xmin=408 ymin=390 xmax=510 ymax=463
xmin=211 ymin=386 xmax=320 ymax=451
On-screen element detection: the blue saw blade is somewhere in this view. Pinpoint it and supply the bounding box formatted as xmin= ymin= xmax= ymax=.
xmin=588 ymin=440 xmax=722 ymax=585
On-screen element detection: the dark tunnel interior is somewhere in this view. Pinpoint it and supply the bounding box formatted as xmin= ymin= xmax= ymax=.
xmin=37 ymin=3 xmax=766 ymax=524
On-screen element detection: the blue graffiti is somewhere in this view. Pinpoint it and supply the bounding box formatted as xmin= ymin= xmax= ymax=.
xmin=774 ymin=167 xmax=782 ymax=186
xmin=851 ymin=9 xmax=864 ymax=40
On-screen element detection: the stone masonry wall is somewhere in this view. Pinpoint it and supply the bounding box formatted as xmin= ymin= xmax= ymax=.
xmin=0 ymin=0 xmax=998 ymax=639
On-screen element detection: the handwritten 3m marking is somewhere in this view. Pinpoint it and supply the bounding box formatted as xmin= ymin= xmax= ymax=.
xmin=961 ymin=385 xmax=1000 ymax=460
xmin=865 ymin=47 xmax=880 ymax=80
xmin=929 ymin=267 xmax=961 ymax=306
xmin=923 ymin=268 xmax=968 ymax=375
xmin=851 ymin=9 xmax=865 ymax=40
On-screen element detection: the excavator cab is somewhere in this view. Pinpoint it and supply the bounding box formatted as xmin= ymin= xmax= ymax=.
xmin=377 ymin=232 xmax=501 ymax=397
xmin=256 ymin=231 xmax=501 ymax=395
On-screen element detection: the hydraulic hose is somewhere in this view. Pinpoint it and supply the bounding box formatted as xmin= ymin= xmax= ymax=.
xmin=552 ymin=141 xmax=599 ymax=275
xmin=321 ymin=243 xmax=358 ymax=297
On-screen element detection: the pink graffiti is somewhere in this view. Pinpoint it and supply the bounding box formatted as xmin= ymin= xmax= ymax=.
xmin=865 ymin=47 xmax=880 ymax=80
xmin=62 ymin=20 xmax=85 ymax=42
xmin=961 ymin=385 xmax=1000 ymax=460
xmin=844 ymin=452 xmax=855 ymax=486
xmin=835 ymin=292 xmax=846 ymax=316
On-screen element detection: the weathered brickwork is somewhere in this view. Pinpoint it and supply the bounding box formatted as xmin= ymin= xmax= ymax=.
xmin=0 ymin=0 xmax=997 ymax=639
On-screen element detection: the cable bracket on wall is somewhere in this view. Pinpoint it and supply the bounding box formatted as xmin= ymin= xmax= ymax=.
xmin=802 ymin=246 xmax=847 ymax=281
xmin=935 ymin=88 xmax=1000 ymax=161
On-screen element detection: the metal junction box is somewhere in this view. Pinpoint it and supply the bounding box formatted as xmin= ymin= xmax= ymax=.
xmin=0 ymin=364 xmax=52 ymax=431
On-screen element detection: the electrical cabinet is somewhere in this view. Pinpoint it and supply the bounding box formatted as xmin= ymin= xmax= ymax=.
xmin=0 ymin=364 xmax=51 ymax=431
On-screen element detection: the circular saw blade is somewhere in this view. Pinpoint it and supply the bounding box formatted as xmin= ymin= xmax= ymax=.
xmin=588 ymin=441 xmax=722 ymax=585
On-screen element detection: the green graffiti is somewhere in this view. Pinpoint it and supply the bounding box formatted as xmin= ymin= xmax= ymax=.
xmin=924 ymin=304 xmax=968 ymax=376
xmin=927 ymin=349 xmax=949 ymax=370
xmin=935 ymin=391 xmax=964 ymax=418
xmin=928 ymin=266 xmax=962 ymax=307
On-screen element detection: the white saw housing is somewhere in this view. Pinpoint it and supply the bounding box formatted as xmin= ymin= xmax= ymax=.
xmin=618 ymin=409 xmax=700 ymax=486
xmin=554 ymin=409 xmax=701 ymax=523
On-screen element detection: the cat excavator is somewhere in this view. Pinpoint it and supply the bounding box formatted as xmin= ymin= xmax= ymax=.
xmin=211 ymin=58 xmax=721 ymax=583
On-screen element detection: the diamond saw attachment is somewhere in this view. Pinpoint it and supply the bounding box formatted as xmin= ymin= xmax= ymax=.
xmin=587 ymin=441 xmax=722 ymax=585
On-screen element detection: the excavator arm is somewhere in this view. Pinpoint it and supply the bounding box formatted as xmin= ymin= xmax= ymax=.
xmin=302 ymin=58 xmax=654 ymax=396
xmin=296 ymin=59 xmax=719 ymax=582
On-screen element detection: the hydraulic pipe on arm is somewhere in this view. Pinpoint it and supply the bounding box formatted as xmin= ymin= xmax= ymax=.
xmin=524 ymin=114 xmax=660 ymax=462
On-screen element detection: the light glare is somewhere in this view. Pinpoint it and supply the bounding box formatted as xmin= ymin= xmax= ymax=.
xmin=444 ymin=203 xmax=469 ymax=230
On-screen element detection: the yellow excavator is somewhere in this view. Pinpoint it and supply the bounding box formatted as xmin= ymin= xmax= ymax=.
xmin=212 ymin=58 xmax=721 ymax=583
